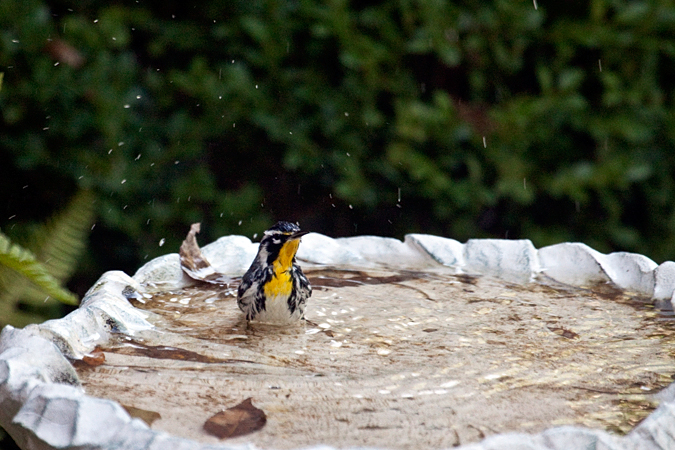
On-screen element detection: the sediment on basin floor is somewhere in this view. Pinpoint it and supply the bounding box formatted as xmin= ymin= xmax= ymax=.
xmin=75 ymin=269 xmax=675 ymax=449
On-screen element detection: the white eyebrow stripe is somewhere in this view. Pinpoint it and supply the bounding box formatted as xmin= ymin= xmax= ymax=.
xmin=264 ymin=230 xmax=295 ymax=236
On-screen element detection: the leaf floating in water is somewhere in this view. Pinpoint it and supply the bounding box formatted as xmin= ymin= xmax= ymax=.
xmin=203 ymin=397 xmax=267 ymax=439
xmin=122 ymin=404 xmax=162 ymax=426
xmin=179 ymin=223 xmax=232 ymax=284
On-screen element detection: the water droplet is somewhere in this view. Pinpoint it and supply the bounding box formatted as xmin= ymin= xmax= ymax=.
xmin=159 ymin=238 xmax=166 ymax=247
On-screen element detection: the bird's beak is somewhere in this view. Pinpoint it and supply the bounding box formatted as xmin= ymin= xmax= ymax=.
xmin=290 ymin=230 xmax=310 ymax=240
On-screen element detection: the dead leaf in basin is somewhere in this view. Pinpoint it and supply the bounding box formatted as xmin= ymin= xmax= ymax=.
xmin=203 ymin=398 xmax=267 ymax=439
xmin=179 ymin=223 xmax=231 ymax=284
xmin=122 ymin=405 xmax=161 ymax=426
xmin=81 ymin=347 xmax=105 ymax=366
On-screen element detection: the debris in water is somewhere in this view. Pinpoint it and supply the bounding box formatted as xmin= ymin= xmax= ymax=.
xmin=122 ymin=405 xmax=161 ymax=426
xmin=179 ymin=223 xmax=232 ymax=284
xmin=203 ymin=398 xmax=267 ymax=439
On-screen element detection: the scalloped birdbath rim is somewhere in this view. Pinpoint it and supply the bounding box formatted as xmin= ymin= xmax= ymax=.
xmin=1 ymin=232 xmax=675 ymax=450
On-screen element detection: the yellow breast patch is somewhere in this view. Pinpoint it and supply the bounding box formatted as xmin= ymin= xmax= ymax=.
xmin=263 ymin=239 xmax=300 ymax=298
xmin=264 ymin=268 xmax=293 ymax=297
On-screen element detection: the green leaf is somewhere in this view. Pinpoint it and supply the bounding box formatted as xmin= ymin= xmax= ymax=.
xmin=0 ymin=188 xmax=96 ymax=326
xmin=33 ymin=189 xmax=97 ymax=283
xmin=0 ymin=231 xmax=78 ymax=305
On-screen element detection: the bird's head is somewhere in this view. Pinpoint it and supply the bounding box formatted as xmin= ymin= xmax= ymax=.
xmin=257 ymin=221 xmax=309 ymax=267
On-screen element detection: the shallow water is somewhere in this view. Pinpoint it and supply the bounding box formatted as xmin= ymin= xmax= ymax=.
xmin=76 ymin=268 xmax=675 ymax=449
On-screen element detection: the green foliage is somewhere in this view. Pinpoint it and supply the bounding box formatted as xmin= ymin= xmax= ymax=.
xmin=0 ymin=189 xmax=94 ymax=326
xmin=1 ymin=0 xmax=675 ymax=299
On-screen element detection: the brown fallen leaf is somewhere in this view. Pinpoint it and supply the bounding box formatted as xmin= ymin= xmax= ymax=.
xmin=203 ymin=398 xmax=267 ymax=439
xmin=81 ymin=347 xmax=106 ymax=366
xmin=179 ymin=223 xmax=231 ymax=284
xmin=122 ymin=405 xmax=162 ymax=426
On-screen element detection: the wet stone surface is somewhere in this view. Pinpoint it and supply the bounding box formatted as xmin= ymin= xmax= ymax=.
xmin=75 ymin=268 xmax=675 ymax=449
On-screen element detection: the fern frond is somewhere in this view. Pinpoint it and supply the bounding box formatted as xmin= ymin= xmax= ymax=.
xmin=37 ymin=188 xmax=96 ymax=282
xmin=0 ymin=232 xmax=79 ymax=305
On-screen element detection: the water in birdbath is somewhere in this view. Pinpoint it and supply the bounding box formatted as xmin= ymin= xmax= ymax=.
xmin=75 ymin=266 xmax=675 ymax=449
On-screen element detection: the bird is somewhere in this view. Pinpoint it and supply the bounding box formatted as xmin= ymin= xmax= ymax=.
xmin=237 ymin=221 xmax=311 ymax=324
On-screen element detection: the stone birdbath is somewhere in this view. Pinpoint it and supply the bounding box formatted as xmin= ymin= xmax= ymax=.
xmin=1 ymin=227 xmax=675 ymax=450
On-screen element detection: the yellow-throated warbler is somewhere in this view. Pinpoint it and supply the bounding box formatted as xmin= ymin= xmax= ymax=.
xmin=237 ymin=221 xmax=311 ymax=323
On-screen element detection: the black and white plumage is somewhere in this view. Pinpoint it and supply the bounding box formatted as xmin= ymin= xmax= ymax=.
xmin=237 ymin=221 xmax=311 ymax=324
